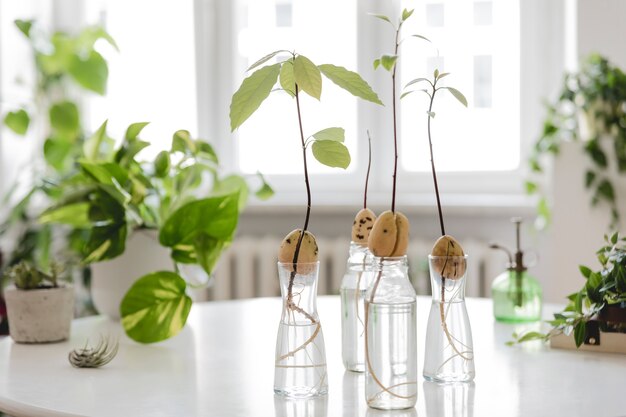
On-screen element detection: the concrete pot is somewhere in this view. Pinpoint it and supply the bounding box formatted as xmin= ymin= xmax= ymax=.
xmin=90 ymin=230 xmax=173 ymax=320
xmin=5 ymin=285 xmax=74 ymax=343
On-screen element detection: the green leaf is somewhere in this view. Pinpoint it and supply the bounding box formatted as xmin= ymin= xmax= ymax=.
xmin=402 ymin=8 xmax=414 ymax=21
xmin=610 ymin=231 xmax=619 ymax=244
xmin=44 ymin=138 xmax=73 ymax=171
xmin=3 ymin=109 xmax=30 ymax=135
xmin=380 ymin=55 xmax=398 ymax=72
xmin=279 ymin=61 xmax=295 ymax=96
xmin=524 ymin=180 xmax=538 ymax=194
xmin=370 ymin=14 xmax=393 ymax=25
xmin=159 ymin=193 xmax=240 ymax=247
xmin=230 ymin=63 xmax=281 ymax=131
xmin=247 ymin=50 xmax=289 ymax=71
xmin=39 ymin=203 xmax=92 ymax=228
xmin=14 ymin=20 xmax=33 ymax=37
xmin=193 ymin=234 xmax=227 ymax=275
xmin=311 ymin=140 xmax=351 ymax=169
xmin=427 ymin=111 xmax=436 ymax=118
xmin=80 ymin=161 xmax=131 ymax=206
xmin=573 ymin=321 xmax=586 ymax=348
xmin=255 ymin=172 xmax=274 ymax=200
xmin=49 ymin=101 xmax=80 ymax=138
xmin=154 ymin=151 xmax=170 ymax=178
xmin=515 ymin=331 xmax=547 ymax=343
xmin=442 ymin=87 xmax=468 ymax=107
xmin=373 ymin=59 xmax=381 ymax=70
xmin=83 ymin=222 xmax=127 ymax=264
xmin=437 ymin=72 xmax=450 ymax=80
xmin=596 ymin=179 xmax=615 ymax=202
xmin=213 ymin=175 xmax=249 ymax=211
xmin=405 ymin=78 xmax=430 ymax=89
xmin=574 ymin=291 xmax=583 ymax=314
xmin=579 ymin=265 xmax=592 ymax=279
xmin=83 ymin=120 xmax=108 ymax=161
xmin=317 ymin=64 xmax=383 ymax=105
xmin=172 ymin=130 xmax=196 ymax=154
xmin=312 ymin=127 xmax=345 ymax=142
xmin=412 ymin=34 xmax=431 ymax=43
xmin=293 ymin=55 xmax=322 ymax=100
xmin=434 ymin=69 xmax=440 ymax=79
xmin=125 ymin=122 xmax=150 ymax=141
xmin=121 ymin=271 xmax=192 ymax=344
xmin=76 ymin=26 xmax=119 ymax=51
xmin=68 ymin=50 xmax=108 ymax=95
xmin=400 ymin=90 xmax=415 ymax=100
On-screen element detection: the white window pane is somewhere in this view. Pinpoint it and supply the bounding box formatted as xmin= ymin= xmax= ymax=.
xmin=400 ymin=0 xmax=520 ymax=172
xmin=426 ymin=4 xmax=445 ymax=27
xmin=276 ymin=2 xmax=293 ymax=27
xmin=474 ymin=55 xmax=492 ymax=108
xmin=474 ymin=1 xmax=493 ymax=26
xmin=86 ymin=0 xmax=197 ymax=159
xmin=236 ymin=0 xmax=357 ymax=175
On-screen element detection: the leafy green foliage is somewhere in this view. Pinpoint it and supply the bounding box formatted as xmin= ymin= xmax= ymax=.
xmin=294 ymin=55 xmax=322 ymax=100
xmin=311 ymin=140 xmax=351 ymax=169
xmin=2 ymin=261 xmax=62 ymax=290
xmin=230 ymin=63 xmax=281 ymax=131
xmin=120 ymin=271 xmax=192 ymax=343
xmin=510 ymin=233 xmax=626 ymax=347
xmin=311 ymin=127 xmax=345 ymax=142
xmin=526 ymin=55 xmax=626 ymax=228
xmin=3 ymin=109 xmax=30 ymax=135
xmin=317 ymin=64 xmax=383 ymax=105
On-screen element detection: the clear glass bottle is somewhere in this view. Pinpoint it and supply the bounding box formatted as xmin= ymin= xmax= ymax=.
xmin=423 ymin=255 xmax=475 ymax=383
xmin=364 ymin=256 xmax=417 ymax=410
xmin=340 ymin=242 xmax=375 ymax=372
xmin=274 ymin=261 xmax=328 ymax=398
xmin=492 ymin=270 xmax=542 ymax=322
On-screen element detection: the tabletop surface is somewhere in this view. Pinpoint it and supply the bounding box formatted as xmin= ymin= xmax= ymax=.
xmin=0 ymin=296 xmax=625 ymax=417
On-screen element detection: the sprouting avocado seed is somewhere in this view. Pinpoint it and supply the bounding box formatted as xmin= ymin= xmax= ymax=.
xmin=352 ymin=208 xmax=377 ymax=245
xmin=368 ymin=210 xmax=410 ymax=257
xmin=431 ymin=235 xmax=466 ymax=279
xmin=278 ymin=229 xmax=319 ymax=273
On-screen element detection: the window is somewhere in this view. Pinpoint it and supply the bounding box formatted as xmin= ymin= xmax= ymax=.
xmin=84 ymin=0 xmax=197 ymax=158
xmin=234 ymin=0 xmax=358 ymax=175
xmin=399 ymin=0 xmax=520 ymax=173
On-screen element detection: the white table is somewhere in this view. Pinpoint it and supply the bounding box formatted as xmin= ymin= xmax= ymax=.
xmin=0 ymin=296 xmax=624 ymax=417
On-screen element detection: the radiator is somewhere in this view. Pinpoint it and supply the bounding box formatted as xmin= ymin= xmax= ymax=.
xmin=204 ymin=237 xmax=503 ymax=301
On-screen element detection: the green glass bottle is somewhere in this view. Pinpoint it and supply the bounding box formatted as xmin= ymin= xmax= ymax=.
xmin=490 ymin=218 xmax=542 ymax=322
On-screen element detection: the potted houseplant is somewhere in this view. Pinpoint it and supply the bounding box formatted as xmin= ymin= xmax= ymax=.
xmin=3 ymin=261 xmax=74 ymax=343
xmin=510 ymin=232 xmax=626 ymax=353
xmin=39 ymin=122 xmax=272 ymax=343
xmin=526 ymin=54 xmax=626 ymax=228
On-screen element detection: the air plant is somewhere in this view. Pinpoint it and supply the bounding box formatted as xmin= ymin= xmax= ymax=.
xmin=68 ymin=336 xmax=119 ymax=368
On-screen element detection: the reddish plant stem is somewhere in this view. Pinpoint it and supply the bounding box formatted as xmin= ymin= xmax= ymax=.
xmin=427 ymin=81 xmax=445 ymax=236
xmin=364 ymin=131 xmax=373 ymax=209
xmin=391 ymin=28 xmax=400 ymax=214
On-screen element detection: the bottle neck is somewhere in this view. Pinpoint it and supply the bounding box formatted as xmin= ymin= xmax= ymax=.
xmin=428 ymin=255 xmax=468 ymax=302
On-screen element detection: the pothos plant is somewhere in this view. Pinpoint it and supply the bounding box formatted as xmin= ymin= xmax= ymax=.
xmin=510 ymin=232 xmax=626 ymax=347
xmin=230 ymin=50 xmax=382 ymax=376
xmin=526 ymin=54 xmax=626 ymax=228
xmin=39 ymin=121 xmax=273 ymax=343
xmin=1 ymin=19 xmax=116 ymax=274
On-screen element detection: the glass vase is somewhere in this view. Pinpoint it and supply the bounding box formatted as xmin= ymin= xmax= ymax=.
xmin=340 ymin=242 xmax=375 ymax=372
xmin=274 ymin=261 xmax=328 ymax=398
xmin=491 ymin=270 xmax=542 ymax=322
xmin=364 ymin=256 xmax=417 ymax=410
xmin=423 ymin=255 xmax=475 ymax=383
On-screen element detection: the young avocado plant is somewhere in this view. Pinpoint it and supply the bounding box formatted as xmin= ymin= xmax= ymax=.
xmin=403 ymin=69 xmax=470 ymax=361
xmin=230 ymin=50 xmax=382 ymax=358
xmin=364 ymin=8 xmax=427 ymax=403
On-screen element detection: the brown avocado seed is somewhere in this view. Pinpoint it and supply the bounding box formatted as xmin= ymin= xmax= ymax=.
xmin=278 ymin=229 xmax=319 ymax=274
xmin=351 ymin=208 xmax=377 ymax=246
xmin=431 ymin=234 xmax=466 ymax=279
xmin=367 ymin=210 xmax=410 ymax=257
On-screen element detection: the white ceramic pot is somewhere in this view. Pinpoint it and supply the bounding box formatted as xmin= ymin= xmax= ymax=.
xmin=5 ymin=284 xmax=74 ymax=343
xmin=90 ymin=230 xmax=173 ymax=320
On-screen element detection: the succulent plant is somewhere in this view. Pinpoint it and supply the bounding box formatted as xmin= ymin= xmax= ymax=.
xmin=3 ymin=261 xmax=63 ymax=290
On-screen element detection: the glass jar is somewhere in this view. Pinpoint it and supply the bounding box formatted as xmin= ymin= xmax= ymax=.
xmin=364 ymin=256 xmax=417 ymax=410
xmin=274 ymin=261 xmax=328 ymax=398
xmin=423 ymin=255 xmax=475 ymax=383
xmin=340 ymin=242 xmax=375 ymax=372
xmin=491 ymin=270 xmax=542 ymax=322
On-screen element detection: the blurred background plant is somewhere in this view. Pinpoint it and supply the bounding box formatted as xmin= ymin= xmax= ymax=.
xmin=0 ymin=19 xmax=117 ymax=317
xmin=526 ymin=54 xmax=626 ymax=229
